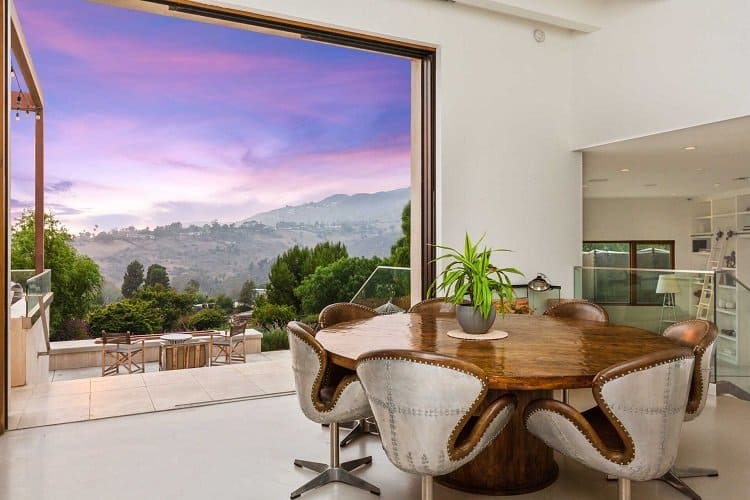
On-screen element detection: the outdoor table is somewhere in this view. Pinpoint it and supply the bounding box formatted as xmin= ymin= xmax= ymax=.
xmin=160 ymin=333 xmax=193 ymax=344
xmin=316 ymin=312 xmax=680 ymax=495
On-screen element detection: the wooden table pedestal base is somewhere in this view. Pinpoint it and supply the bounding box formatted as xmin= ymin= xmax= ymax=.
xmin=436 ymin=389 xmax=558 ymax=496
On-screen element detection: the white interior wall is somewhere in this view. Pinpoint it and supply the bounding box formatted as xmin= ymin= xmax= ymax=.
xmin=571 ymin=0 xmax=750 ymax=149
xmin=583 ymin=197 xmax=693 ymax=268
xmin=193 ymin=0 xmax=583 ymax=293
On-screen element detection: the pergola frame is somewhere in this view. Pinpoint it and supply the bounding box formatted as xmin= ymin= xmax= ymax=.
xmin=9 ymin=0 xmax=44 ymax=273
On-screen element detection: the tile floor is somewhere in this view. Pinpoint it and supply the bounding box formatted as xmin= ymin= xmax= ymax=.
xmin=0 ymin=391 xmax=746 ymax=500
xmin=9 ymin=350 xmax=294 ymax=429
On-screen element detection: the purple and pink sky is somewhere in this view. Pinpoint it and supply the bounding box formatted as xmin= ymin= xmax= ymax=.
xmin=10 ymin=0 xmax=410 ymax=233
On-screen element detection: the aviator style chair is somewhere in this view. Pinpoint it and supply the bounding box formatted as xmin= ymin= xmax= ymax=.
xmin=524 ymin=347 xmax=695 ymax=500
xmin=657 ymin=319 xmax=719 ymax=500
xmin=407 ymin=297 xmax=457 ymax=316
xmin=357 ymin=350 xmax=517 ymax=500
xmin=543 ymin=300 xmax=609 ymax=403
xmin=286 ymin=321 xmax=380 ymax=499
xmin=543 ymin=299 xmax=610 ymax=323
xmin=318 ymin=302 xmax=380 ymax=447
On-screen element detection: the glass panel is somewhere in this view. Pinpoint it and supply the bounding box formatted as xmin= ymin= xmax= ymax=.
xmin=574 ymin=267 xmax=712 ymax=333
xmin=582 ymin=242 xmax=631 ymax=303
xmin=350 ymin=266 xmax=410 ymax=313
xmin=9 ymin=269 xmax=52 ymax=318
xmin=713 ymin=269 xmax=748 ymax=392
xmin=635 ymin=243 xmax=673 ymax=304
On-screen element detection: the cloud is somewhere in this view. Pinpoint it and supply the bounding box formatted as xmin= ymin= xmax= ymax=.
xmin=12 ymin=0 xmax=411 ymax=233
xmin=46 ymin=180 xmax=73 ymax=193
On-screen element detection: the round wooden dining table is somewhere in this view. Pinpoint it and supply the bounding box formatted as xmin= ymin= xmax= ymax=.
xmin=316 ymin=311 xmax=680 ymax=496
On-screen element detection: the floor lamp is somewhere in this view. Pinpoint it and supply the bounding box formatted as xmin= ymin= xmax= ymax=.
xmin=656 ymin=274 xmax=680 ymax=333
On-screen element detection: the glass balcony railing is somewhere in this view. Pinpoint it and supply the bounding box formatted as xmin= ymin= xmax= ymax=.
xmin=574 ymin=266 xmax=714 ymax=333
xmin=574 ymin=266 xmax=750 ymax=398
xmin=350 ymin=266 xmax=410 ymax=313
xmin=10 ymin=269 xmax=52 ymax=318
xmin=713 ymin=269 xmax=750 ymax=396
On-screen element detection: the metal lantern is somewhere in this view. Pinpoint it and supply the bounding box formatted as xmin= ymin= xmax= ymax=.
xmin=527 ymin=273 xmax=552 ymax=292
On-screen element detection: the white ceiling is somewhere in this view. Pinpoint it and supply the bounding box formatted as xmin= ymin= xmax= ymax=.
xmin=581 ymin=115 xmax=750 ymax=199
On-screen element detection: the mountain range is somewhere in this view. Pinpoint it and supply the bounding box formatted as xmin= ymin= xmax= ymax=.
xmin=73 ymin=188 xmax=410 ymax=300
xmin=245 ymin=188 xmax=409 ymax=225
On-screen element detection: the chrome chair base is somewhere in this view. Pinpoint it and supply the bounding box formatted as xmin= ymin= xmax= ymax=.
xmin=657 ymin=466 xmax=718 ymax=500
xmin=292 ymin=459 xmax=379 ymax=498
xmin=608 ymin=466 xmax=717 ymax=500
xmin=618 ymin=478 xmax=631 ymax=500
xmin=291 ymin=423 xmax=380 ymax=499
xmin=340 ymin=417 xmax=379 ymax=447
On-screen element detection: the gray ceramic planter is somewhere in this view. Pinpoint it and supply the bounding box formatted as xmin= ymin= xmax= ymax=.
xmin=456 ymin=304 xmax=496 ymax=334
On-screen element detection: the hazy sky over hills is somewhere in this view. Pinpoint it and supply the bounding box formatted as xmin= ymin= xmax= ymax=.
xmin=11 ymin=0 xmax=410 ymax=233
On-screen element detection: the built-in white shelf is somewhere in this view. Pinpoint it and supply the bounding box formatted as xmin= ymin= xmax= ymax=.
xmin=719 ymin=332 xmax=738 ymax=342
xmin=718 ymin=284 xmax=737 ymax=290
xmin=717 ymin=308 xmax=737 ymax=316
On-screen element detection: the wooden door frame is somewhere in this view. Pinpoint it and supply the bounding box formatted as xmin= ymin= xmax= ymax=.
xmin=0 ymin=0 xmax=437 ymax=431
xmin=1 ymin=0 xmax=10 ymax=434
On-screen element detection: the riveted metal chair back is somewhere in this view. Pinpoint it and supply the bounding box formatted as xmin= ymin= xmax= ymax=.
xmin=407 ymin=297 xmax=456 ymax=316
xmin=356 ymin=350 xmax=515 ymax=476
xmin=543 ymin=300 xmax=609 ymax=323
xmin=525 ymin=348 xmax=694 ymax=482
xmin=663 ymin=319 xmax=718 ymax=419
xmin=318 ymin=303 xmax=378 ymax=329
xmin=286 ymin=321 xmax=371 ymax=425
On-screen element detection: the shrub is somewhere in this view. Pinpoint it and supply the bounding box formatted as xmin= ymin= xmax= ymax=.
xmin=54 ymin=319 xmax=90 ymax=342
xmin=187 ymin=308 xmax=228 ymax=331
xmin=132 ymin=285 xmax=197 ymax=331
xmin=88 ymin=300 xmax=164 ymax=336
xmin=261 ymin=326 xmax=289 ymax=351
xmin=252 ymin=302 xmax=296 ymax=327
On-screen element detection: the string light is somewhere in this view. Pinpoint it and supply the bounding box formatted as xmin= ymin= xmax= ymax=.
xmin=10 ymin=66 xmax=15 ymax=79
xmin=35 ymin=112 xmax=41 ymax=121
xmin=15 ymin=112 xmax=20 ymax=121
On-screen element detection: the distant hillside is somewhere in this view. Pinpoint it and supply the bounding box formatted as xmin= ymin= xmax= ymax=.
xmin=245 ymin=188 xmax=409 ymax=226
xmin=73 ymin=188 xmax=410 ymax=301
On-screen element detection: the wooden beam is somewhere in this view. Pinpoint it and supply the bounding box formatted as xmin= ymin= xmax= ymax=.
xmin=10 ymin=90 xmax=37 ymax=111
xmin=1 ymin=0 xmax=10 ymax=435
xmin=35 ymin=112 xmax=43 ymax=273
xmin=9 ymin=0 xmax=43 ymax=108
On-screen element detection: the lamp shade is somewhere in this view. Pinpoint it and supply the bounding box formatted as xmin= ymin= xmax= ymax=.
xmin=656 ymin=274 xmax=681 ymax=294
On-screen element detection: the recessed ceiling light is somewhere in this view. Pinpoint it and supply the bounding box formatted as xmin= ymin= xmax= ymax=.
xmin=587 ymin=178 xmax=609 ymax=183
xmin=683 ymin=146 xmax=697 ymax=151
xmin=713 ymin=183 xmax=721 ymax=187
xmin=582 ymin=184 xmax=589 ymax=188
xmin=671 ymin=193 xmax=677 ymax=196
xmin=696 ymin=167 xmax=704 ymax=171
xmin=643 ymin=183 xmax=657 ymax=187
xmin=619 ymin=168 xmax=631 ymax=173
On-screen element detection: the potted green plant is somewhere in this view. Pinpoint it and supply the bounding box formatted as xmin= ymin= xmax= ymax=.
xmin=431 ymin=233 xmax=523 ymax=334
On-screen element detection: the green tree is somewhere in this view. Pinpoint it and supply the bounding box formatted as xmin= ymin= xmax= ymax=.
xmin=145 ymin=263 xmax=170 ymax=288
xmin=183 ymin=279 xmax=200 ymax=294
xmin=187 ymin=308 xmax=228 ymax=330
xmin=214 ymin=293 xmax=234 ymax=313
xmin=295 ymin=257 xmax=382 ymax=316
xmin=88 ymin=299 xmax=164 ymax=336
xmin=121 ymin=260 xmax=144 ymax=298
xmin=10 ymin=211 xmax=103 ymax=339
xmin=266 ymin=242 xmax=348 ymax=312
xmin=389 ymin=201 xmax=410 ymax=266
xmin=238 ymin=279 xmax=258 ymax=306
xmin=252 ymin=302 xmax=296 ymax=327
xmin=132 ymin=284 xmax=196 ymax=331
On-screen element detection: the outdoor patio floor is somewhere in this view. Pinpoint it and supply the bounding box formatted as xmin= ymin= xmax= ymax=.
xmin=8 ymin=350 xmax=293 ymax=430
